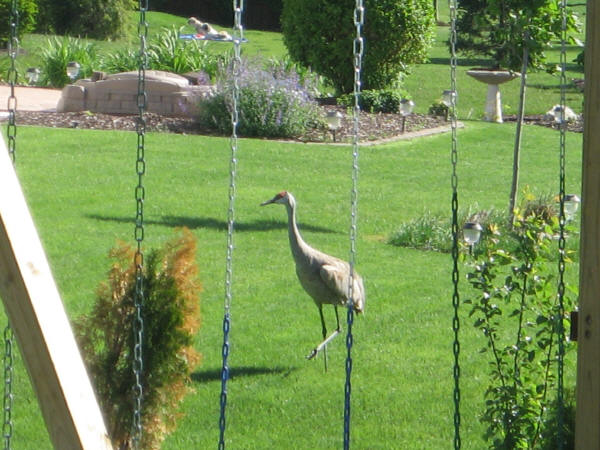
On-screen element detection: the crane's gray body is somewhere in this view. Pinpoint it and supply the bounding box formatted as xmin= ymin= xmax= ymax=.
xmin=264 ymin=191 xmax=365 ymax=313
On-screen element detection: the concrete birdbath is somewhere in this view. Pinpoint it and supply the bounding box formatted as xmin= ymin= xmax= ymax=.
xmin=467 ymin=69 xmax=520 ymax=123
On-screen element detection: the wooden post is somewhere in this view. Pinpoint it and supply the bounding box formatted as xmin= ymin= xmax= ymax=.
xmin=576 ymin=0 xmax=600 ymax=447
xmin=0 ymin=138 xmax=112 ymax=449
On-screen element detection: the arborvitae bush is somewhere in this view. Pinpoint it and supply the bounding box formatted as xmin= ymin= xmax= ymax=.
xmin=281 ymin=0 xmax=435 ymax=94
xmin=75 ymin=228 xmax=202 ymax=449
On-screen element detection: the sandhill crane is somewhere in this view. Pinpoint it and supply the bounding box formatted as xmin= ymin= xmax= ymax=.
xmin=261 ymin=191 xmax=365 ymax=370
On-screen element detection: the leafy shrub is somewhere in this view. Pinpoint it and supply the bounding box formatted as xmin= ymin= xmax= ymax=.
xmin=338 ymin=89 xmax=408 ymax=114
xmin=465 ymin=210 xmax=576 ymax=448
xmin=281 ymin=0 xmax=435 ymax=93
xmin=39 ymin=36 xmax=98 ymax=87
xmin=0 ymin=0 xmax=37 ymax=47
xmin=75 ymin=228 xmax=202 ymax=449
xmin=197 ymin=58 xmax=321 ymax=138
xmin=35 ymin=0 xmax=134 ymax=40
xmin=428 ymin=100 xmax=449 ymax=117
xmin=454 ymin=0 xmax=580 ymax=71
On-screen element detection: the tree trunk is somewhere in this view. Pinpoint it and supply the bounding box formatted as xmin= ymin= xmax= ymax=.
xmin=508 ymin=35 xmax=530 ymax=226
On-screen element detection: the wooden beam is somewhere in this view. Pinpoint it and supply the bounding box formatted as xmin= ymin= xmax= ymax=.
xmin=576 ymin=0 xmax=600 ymax=448
xmin=0 ymin=137 xmax=112 ymax=449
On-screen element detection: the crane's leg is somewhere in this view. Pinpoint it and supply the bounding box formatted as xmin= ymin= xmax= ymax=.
xmin=306 ymin=305 xmax=340 ymax=370
xmin=320 ymin=305 xmax=328 ymax=371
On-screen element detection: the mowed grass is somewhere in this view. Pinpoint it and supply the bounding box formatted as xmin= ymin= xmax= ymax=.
xmin=6 ymin=119 xmax=581 ymax=448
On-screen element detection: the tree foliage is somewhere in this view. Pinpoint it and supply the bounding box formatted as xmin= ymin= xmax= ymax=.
xmin=36 ymin=0 xmax=135 ymax=39
xmin=281 ymin=0 xmax=435 ymax=94
xmin=455 ymin=0 xmax=580 ymax=71
xmin=0 ymin=0 xmax=37 ymax=47
xmin=75 ymin=228 xmax=202 ymax=449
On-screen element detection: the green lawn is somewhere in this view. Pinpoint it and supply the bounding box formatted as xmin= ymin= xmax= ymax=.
xmin=5 ymin=120 xmax=581 ymax=448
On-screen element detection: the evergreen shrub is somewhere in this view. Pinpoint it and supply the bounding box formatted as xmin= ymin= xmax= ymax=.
xmin=281 ymin=0 xmax=435 ymax=94
xmin=75 ymin=228 xmax=202 ymax=449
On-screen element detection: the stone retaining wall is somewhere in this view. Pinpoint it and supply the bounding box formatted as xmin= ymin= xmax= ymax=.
xmin=57 ymin=70 xmax=212 ymax=117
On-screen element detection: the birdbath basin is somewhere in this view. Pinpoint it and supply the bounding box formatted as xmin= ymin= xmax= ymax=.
xmin=467 ymin=69 xmax=520 ymax=123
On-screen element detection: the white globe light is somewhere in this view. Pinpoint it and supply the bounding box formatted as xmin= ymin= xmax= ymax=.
xmin=463 ymin=222 xmax=483 ymax=245
xmin=66 ymin=61 xmax=81 ymax=81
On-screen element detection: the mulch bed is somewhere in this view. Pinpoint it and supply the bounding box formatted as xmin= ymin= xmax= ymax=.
xmin=2 ymin=107 xmax=583 ymax=143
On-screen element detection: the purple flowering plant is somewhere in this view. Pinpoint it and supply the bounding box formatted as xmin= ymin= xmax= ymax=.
xmin=197 ymin=57 xmax=321 ymax=138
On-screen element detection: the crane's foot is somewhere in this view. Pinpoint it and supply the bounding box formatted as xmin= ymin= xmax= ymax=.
xmin=306 ymin=329 xmax=340 ymax=360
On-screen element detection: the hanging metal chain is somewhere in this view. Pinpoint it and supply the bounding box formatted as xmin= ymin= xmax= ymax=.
xmin=6 ymin=0 xmax=18 ymax=164
xmin=218 ymin=2 xmax=244 ymax=449
xmin=448 ymin=0 xmax=461 ymax=449
xmin=3 ymin=2 xmax=19 ymax=448
xmin=131 ymin=1 xmax=148 ymax=448
xmin=343 ymin=2 xmax=363 ymax=449
xmin=555 ymin=1 xmax=568 ymax=448
xmin=2 ymin=326 xmax=13 ymax=450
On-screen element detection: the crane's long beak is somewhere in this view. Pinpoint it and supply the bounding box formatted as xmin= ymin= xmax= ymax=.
xmin=260 ymin=196 xmax=276 ymax=206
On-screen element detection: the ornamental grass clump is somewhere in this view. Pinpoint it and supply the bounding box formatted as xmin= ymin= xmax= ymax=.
xmin=75 ymin=228 xmax=202 ymax=450
xmin=197 ymin=58 xmax=321 ymax=138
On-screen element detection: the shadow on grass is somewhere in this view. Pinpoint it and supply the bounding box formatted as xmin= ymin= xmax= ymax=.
xmin=428 ymin=57 xmax=492 ymax=67
xmin=191 ymin=365 xmax=296 ymax=383
xmin=86 ymin=214 xmax=340 ymax=234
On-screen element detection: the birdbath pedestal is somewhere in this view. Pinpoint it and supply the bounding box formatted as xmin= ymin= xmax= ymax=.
xmin=467 ymin=69 xmax=520 ymax=123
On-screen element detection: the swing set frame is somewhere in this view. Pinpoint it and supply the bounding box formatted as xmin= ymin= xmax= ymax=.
xmin=575 ymin=0 xmax=600 ymax=447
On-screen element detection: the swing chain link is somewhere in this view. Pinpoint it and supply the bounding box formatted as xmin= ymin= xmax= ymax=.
xmin=132 ymin=1 xmax=148 ymax=448
xmin=3 ymin=2 xmax=19 ymax=448
xmin=2 ymin=326 xmax=13 ymax=450
xmin=344 ymin=2 xmax=363 ymax=449
xmin=219 ymin=3 xmax=244 ymax=449
xmin=7 ymin=0 xmax=19 ymax=164
xmin=555 ymin=1 xmax=568 ymax=448
xmin=449 ymin=0 xmax=461 ymax=449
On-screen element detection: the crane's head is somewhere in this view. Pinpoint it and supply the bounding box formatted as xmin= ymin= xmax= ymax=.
xmin=260 ymin=191 xmax=294 ymax=207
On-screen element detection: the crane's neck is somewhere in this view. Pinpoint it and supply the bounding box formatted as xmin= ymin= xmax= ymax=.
xmin=285 ymin=200 xmax=309 ymax=260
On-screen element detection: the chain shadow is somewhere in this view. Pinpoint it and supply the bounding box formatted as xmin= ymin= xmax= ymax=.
xmin=191 ymin=365 xmax=296 ymax=383
xmin=86 ymin=214 xmax=340 ymax=234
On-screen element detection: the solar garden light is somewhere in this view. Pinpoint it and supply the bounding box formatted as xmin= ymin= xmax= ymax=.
xmin=66 ymin=61 xmax=81 ymax=81
xmin=463 ymin=222 xmax=483 ymax=254
xmin=563 ymin=194 xmax=581 ymax=221
xmin=442 ymin=89 xmax=457 ymax=121
xmin=26 ymin=67 xmax=40 ymax=85
xmin=399 ymin=99 xmax=414 ymax=133
xmin=326 ymin=110 xmax=343 ymax=142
